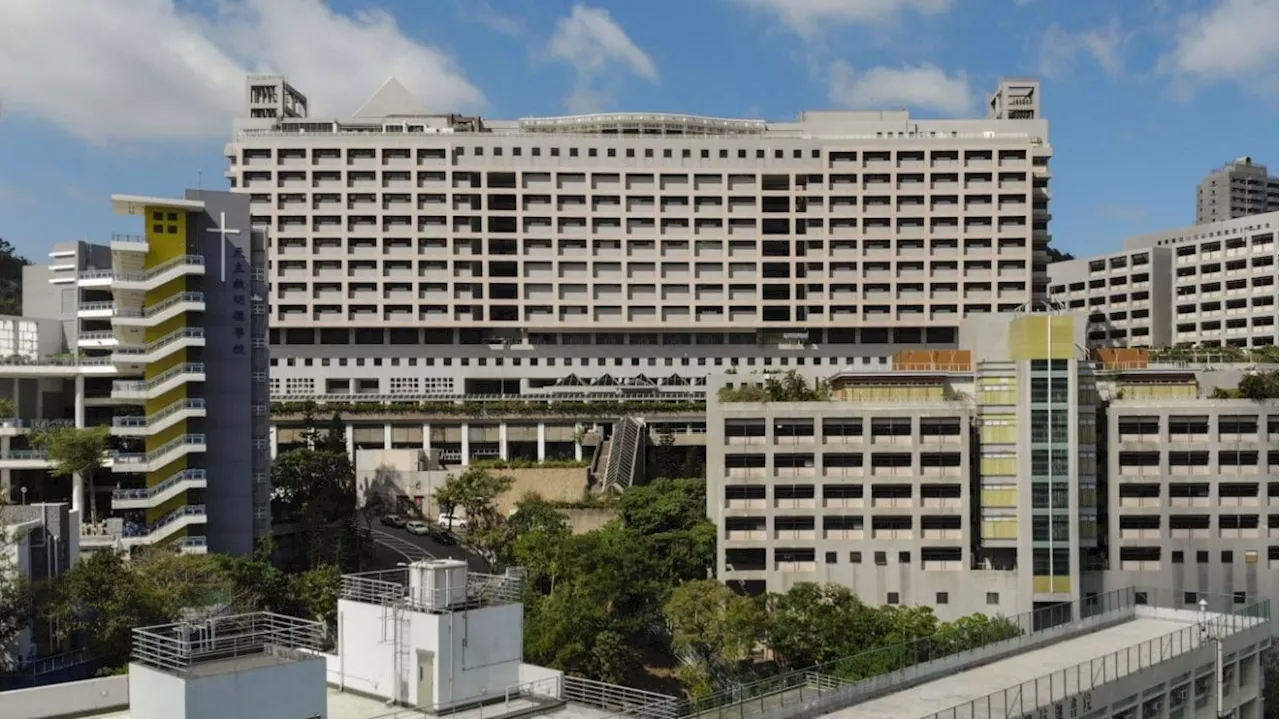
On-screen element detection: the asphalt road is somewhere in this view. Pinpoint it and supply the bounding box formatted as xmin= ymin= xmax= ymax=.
xmin=367 ymin=525 xmax=489 ymax=572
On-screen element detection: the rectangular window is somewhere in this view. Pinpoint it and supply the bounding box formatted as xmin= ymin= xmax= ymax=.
xmin=849 ymin=551 xmax=862 ymax=563
xmin=874 ymin=551 xmax=887 ymax=566
xmin=1222 ymin=551 xmax=1234 ymax=563
xmin=936 ymin=592 xmax=949 ymax=604
xmin=886 ymin=592 xmax=900 ymax=605
xmin=986 ymin=592 xmax=999 ymax=605
xmin=1172 ymin=551 xmax=1184 ymax=564
xmin=1196 ymin=550 xmax=1209 ymax=564
xmin=825 ymin=551 xmax=837 ymax=564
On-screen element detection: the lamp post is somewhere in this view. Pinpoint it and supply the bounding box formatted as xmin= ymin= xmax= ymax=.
xmin=19 ymin=486 xmax=27 ymax=505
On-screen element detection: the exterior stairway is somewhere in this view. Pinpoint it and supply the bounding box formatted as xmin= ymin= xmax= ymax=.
xmin=601 ymin=416 xmax=645 ymax=492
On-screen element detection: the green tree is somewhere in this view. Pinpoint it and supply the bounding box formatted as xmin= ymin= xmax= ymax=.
xmin=654 ymin=423 xmax=681 ymax=480
xmin=665 ymin=580 xmax=763 ymax=664
xmin=49 ymin=550 xmax=169 ymax=671
xmin=718 ymin=370 xmax=830 ymax=403
xmin=619 ymin=477 xmax=716 ymax=583
xmin=130 ymin=548 xmax=231 ymax=618
xmin=1264 ymin=644 xmax=1278 ymax=719
xmin=0 ymin=397 xmax=15 ymax=419
xmin=317 ymin=412 xmax=348 ymax=455
xmin=30 ymin=426 xmax=110 ymax=523
xmin=292 ymin=564 xmax=341 ymax=628
xmin=1237 ymin=371 xmax=1279 ymax=400
xmin=762 ymin=583 xmax=885 ymax=668
xmin=0 ymin=237 xmax=31 ymax=317
xmin=0 ymin=498 xmax=34 ymax=668
xmin=434 ymin=465 xmax=513 ymax=532
xmin=271 ymin=447 xmax=358 ymax=568
xmin=217 ymin=538 xmax=296 ymax=614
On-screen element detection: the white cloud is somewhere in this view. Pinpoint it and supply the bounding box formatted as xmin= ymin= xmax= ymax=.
xmin=1038 ymin=20 xmax=1125 ymax=79
xmin=0 ymin=0 xmax=484 ymax=143
xmin=733 ymin=0 xmax=951 ymax=37
xmin=547 ymin=4 xmax=658 ymax=113
xmin=827 ymin=61 xmax=973 ymax=116
xmin=1156 ymin=0 xmax=1279 ymax=95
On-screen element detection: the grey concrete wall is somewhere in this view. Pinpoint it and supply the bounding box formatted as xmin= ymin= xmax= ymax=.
xmin=186 ymin=191 xmax=257 ymax=555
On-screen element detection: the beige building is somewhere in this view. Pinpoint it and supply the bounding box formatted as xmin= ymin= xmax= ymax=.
xmin=227 ymin=75 xmax=1053 ymax=401
xmin=1049 ymin=212 xmax=1277 ymax=348
xmin=705 ymin=313 xmax=1278 ymax=620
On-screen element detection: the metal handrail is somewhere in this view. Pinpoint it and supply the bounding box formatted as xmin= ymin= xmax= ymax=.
xmin=916 ymin=598 xmax=1273 ymax=719
xmin=123 ymin=504 xmax=207 ymax=538
xmin=1 ymin=450 xmax=49 ymax=461
xmin=112 ymin=434 xmax=206 ymax=466
xmin=113 ymin=399 xmax=207 ymax=427
xmin=111 ymin=233 xmax=145 ymax=244
xmin=77 ymin=301 xmax=115 ymax=312
xmin=113 ymin=254 xmax=205 ymax=282
xmin=112 ymin=469 xmax=207 ymax=500
xmin=114 ymin=292 xmax=205 ymax=318
xmin=112 ymin=363 xmax=205 ymax=393
xmin=113 ymin=327 xmax=205 ymax=356
xmin=131 ymin=612 xmax=324 ymax=673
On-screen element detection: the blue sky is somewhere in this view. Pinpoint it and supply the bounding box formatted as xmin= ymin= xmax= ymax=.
xmin=0 ymin=0 xmax=1276 ymax=262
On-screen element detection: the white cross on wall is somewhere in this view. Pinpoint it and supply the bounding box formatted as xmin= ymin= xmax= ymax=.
xmin=206 ymin=211 xmax=242 ymax=283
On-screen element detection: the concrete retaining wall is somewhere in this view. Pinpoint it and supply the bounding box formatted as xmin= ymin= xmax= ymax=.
xmin=0 ymin=675 xmax=129 ymax=719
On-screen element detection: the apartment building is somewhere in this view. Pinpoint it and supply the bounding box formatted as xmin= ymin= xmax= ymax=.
xmin=3 ymin=190 xmax=270 ymax=556
xmin=705 ymin=313 xmax=1279 ymax=620
xmin=1048 ymin=212 xmax=1277 ymax=348
xmin=226 ymin=75 xmax=1053 ymax=402
xmin=1196 ymin=156 xmax=1279 ymax=224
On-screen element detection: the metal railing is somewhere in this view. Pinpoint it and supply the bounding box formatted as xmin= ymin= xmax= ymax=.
xmin=113 ymin=327 xmax=205 ymax=358
xmin=77 ymin=301 xmax=115 ymax=312
xmin=112 ymin=363 xmax=205 ymax=393
xmin=664 ymin=588 xmax=1139 ymax=719
xmin=917 ymin=596 xmax=1273 ymax=719
xmin=602 ymin=416 xmax=643 ymax=492
xmin=112 ymin=469 xmax=208 ymax=501
xmin=114 ymin=292 xmax=205 ymax=319
xmin=112 ymin=399 xmax=207 ymax=428
xmin=339 ymin=567 xmax=525 ymax=611
xmin=1 ymin=450 xmax=49 ymax=461
xmin=131 ymin=612 xmax=325 ymax=673
xmin=564 ymin=675 xmax=679 ymax=719
xmin=111 ymin=434 xmax=206 ymax=466
xmin=112 ymin=254 xmax=205 ymax=283
xmin=111 ymin=233 xmax=145 ymax=244
xmin=122 ymin=504 xmax=206 ymax=539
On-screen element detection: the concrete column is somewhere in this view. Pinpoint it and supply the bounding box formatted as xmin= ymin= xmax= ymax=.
xmin=574 ymin=423 xmax=584 ymax=461
xmin=72 ymin=375 xmax=85 ymax=516
xmin=498 ymin=422 xmax=508 ymax=461
xmin=537 ymin=423 xmax=547 ymax=462
xmin=268 ymin=425 xmax=279 ymax=460
xmin=383 ymin=423 xmax=392 ymax=450
xmin=460 ymin=423 xmax=470 ymax=467
xmin=422 ymin=423 xmax=431 ymax=454
xmin=345 ymin=423 xmax=355 ymax=460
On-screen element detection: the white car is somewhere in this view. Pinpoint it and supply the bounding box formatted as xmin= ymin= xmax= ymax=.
xmin=437 ymin=512 xmax=468 ymax=530
xmin=405 ymin=520 xmax=432 ymax=536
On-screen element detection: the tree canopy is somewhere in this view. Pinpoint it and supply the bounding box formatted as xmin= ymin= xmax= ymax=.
xmin=0 ymin=237 xmax=31 ymax=317
xmin=718 ymin=370 xmax=831 ymax=403
xmin=29 ymin=426 xmax=110 ymax=478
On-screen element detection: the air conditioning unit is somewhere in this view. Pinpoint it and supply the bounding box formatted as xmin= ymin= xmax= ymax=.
xmin=407 ymin=559 xmax=468 ymax=611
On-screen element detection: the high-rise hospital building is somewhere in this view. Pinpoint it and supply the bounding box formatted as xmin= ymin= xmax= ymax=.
xmin=228 ymin=75 xmax=1051 ymax=400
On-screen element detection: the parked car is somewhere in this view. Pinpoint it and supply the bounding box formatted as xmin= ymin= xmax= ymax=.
xmin=428 ymin=525 xmax=458 ymax=545
xmin=405 ymin=520 xmax=432 ymax=536
xmin=380 ymin=514 xmax=407 ymax=528
xmin=437 ymin=512 xmax=468 ymax=531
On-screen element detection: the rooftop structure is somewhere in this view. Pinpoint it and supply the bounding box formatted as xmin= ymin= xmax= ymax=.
xmin=1048 ymin=212 xmax=1277 ymax=349
xmin=3 ymin=560 xmax=679 ymax=719
xmin=1196 ymin=156 xmax=1279 ymax=225
xmin=2 ymin=189 xmax=270 ymax=556
xmin=227 ymin=75 xmax=1053 ymax=409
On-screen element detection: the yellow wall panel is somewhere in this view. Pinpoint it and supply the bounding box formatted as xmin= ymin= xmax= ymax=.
xmin=1009 ymin=316 xmax=1076 ymax=360
xmin=981 ymin=487 xmax=1017 ymax=507
xmin=145 ymin=312 xmax=190 ymax=344
xmin=144 ymin=276 xmax=189 ymax=307
xmin=981 ymin=518 xmax=1017 ymax=539
xmin=980 ymin=454 xmax=1017 ymax=475
xmin=146 ymin=456 xmax=189 ymax=489
xmin=147 ymin=490 xmax=189 ymax=524
xmin=145 ymin=347 xmax=188 ymax=379
xmin=145 ymin=420 xmax=188 ymax=454
xmin=143 ymin=206 xmax=189 ymax=268
xmin=146 ymin=386 xmax=189 ymax=416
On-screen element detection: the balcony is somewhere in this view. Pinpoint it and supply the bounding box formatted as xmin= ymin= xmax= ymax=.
xmin=111 ymin=469 xmax=209 ymax=509
xmin=111 ymin=328 xmax=205 ymax=365
xmin=111 ymin=255 xmax=206 ymax=290
xmin=110 ymin=434 xmax=207 ymax=473
xmin=110 ymin=399 xmax=207 ymax=437
xmin=111 ymin=363 xmax=205 ymax=400
xmin=79 ymin=504 xmax=207 ymax=548
xmin=0 ymin=450 xmax=52 ymax=469
xmin=112 ymin=292 xmax=206 ymax=327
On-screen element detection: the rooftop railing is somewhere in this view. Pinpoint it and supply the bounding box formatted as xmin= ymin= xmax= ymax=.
xmin=917 ymin=594 xmax=1272 ymax=719
xmin=339 ymin=567 xmax=525 ymax=612
xmin=664 ymin=588 xmax=1141 ymax=719
xmin=131 ymin=612 xmax=325 ymax=673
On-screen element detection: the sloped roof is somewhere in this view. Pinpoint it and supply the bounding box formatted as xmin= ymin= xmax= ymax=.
xmin=353 ymin=76 xmax=428 ymax=118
